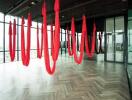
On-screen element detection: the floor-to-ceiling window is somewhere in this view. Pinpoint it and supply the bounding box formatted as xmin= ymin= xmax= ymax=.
xmin=128 ymin=9 xmax=132 ymax=95
xmin=0 ymin=12 xmax=4 ymax=63
xmin=5 ymin=15 xmax=18 ymax=62
xmin=106 ymin=16 xmax=125 ymax=63
xmin=61 ymin=29 xmax=66 ymax=55
xmin=0 ymin=11 xmax=55 ymax=63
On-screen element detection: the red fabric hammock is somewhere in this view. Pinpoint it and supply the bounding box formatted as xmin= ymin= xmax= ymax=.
xmin=37 ymin=24 xmax=43 ymax=58
xmin=9 ymin=19 xmax=16 ymax=61
xmin=66 ymin=27 xmax=73 ymax=56
xmin=71 ymin=16 xmax=86 ymax=64
xmin=42 ymin=0 xmax=60 ymax=75
xmin=21 ymin=13 xmax=32 ymax=66
xmin=85 ymin=22 xmax=96 ymax=58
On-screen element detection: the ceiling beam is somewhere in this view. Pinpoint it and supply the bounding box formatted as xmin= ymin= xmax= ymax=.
xmin=32 ymin=0 xmax=97 ymax=20
xmin=5 ymin=0 xmax=29 ymax=15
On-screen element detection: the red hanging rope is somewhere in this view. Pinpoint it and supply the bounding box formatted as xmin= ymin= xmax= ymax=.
xmin=9 ymin=19 xmax=16 ymax=61
xmin=21 ymin=13 xmax=32 ymax=66
xmin=42 ymin=0 xmax=60 ymax=75
xmin=37 ymin=24 xmax=43 ymax=58
xmin=66 ymin=27 xmax=73 ymax=56
xmin=71 ymin=16 xmax=86 ymax=64
xmin=85 ymin=22 xmax=96 ymax=58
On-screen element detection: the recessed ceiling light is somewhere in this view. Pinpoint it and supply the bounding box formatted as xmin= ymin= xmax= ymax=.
xmin=31 ymin=1 xmax=36 ymax=5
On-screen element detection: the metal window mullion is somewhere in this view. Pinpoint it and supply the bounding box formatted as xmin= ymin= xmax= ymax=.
xmin=65 ymin=29 xmax=67 ymax=55
xmin=3 ymin=14 xmax=5 ymax=63
xmin=114 ymin=17 xmax=116 ymax=62
xmin=61 ymin=29 xmax=62 ymax=55
xmin=17 ymin=17 xmax=19 ymax=61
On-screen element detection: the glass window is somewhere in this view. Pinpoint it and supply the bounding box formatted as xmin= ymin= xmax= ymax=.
xmin=128 ymin=20 xmax=132 ymax=63
xmin=0 ymin=12 xmax=4 ymax=22
xmin=5 ymin=15 xmax=17 ymax=23
xmin=5 ymin=51 xmax=17 ymax=62
xmin=115 ymin=16 xmax=124 ymax=62
xmin=32 ymin=21 xmax=37 ymax=28
xmin=106 ymin=18 xmax=114 ymax=33
xmin=31 ymin=28 xmax=37 ymax=49
xmin=30 ymin=50 xmax=37 ymax=59
xmin=47 ymin=30 xmax=51 ymax=48
xmin=5 ymin=23 xmax=9 ymax=51
xmin=115 ymin=16 xmax=124 ymax=33
xmin=0 ymin=23 xmax=3 ymax=51
xmin=0 ymin=52 xmax=3 ymax=63
xmin=106 ymin=18 xmax=114 ymax=61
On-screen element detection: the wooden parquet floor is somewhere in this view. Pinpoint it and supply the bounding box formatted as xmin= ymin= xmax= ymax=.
xmin=0 ymin=56 xmax=130 ymax=100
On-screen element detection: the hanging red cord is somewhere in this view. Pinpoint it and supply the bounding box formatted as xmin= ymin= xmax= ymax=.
xmin=71 ymin=16 xmax=86 ymax=64
xmin=9 ymin=19 xmax=16 ymax=61
xmin=66 ymin=27 xmax=73 ymax=56
xmin=42 ymin=0 xmax=60 ymax=75
xmin=37 ymin=24 xmax=43 ymax=58
xmin=85 ymin=22 xmax=96 ymax=58
xmin=21 ymin=13 xmax=32 ymax=66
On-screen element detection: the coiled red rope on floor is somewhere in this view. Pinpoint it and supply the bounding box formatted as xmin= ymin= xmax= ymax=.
xmin=42 ymin=0 xmax=60 ymax=75
xmin=21 ymin=13 xmax=32 ymax=66
xmin=71 ymin=16 xmax=86 ymax=64
xmin=85 ymin=22 xmax=96 ymax=58
xmin=67 ymin=27 xmax=73 ymax=56
xmin=37 ymin=24 xmax=43 ymax=58
xmin=9 ymin=19 xmax=16 ymax=61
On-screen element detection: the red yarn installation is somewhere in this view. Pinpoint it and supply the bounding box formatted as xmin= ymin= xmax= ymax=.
xmin=85 ymin=22 xmax=96 ymax=58
xmin=42 ymin=0 xmax=60 ymax=75
xmin=9 ymin=19 xmax=16 ymax=61
xmin=71 ymin=16 xmax=86 ymax=64
xmin=21 ymin=13 xmax=32 ymax=66
xmin=37 ymin=24 xmax=43 ymax=58
xmin=67 ymin=27 xmax=73 ymax=56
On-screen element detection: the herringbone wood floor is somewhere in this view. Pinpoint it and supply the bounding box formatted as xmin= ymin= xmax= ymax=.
xmin=0 ymin=56 xmax=130 ymax=100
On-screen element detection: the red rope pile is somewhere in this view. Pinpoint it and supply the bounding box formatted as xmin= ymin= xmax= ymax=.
xmin=9 ymin=19 xmax=16 ymax=61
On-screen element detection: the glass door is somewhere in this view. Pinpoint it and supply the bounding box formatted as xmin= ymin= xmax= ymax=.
xmin=105 ymin=16 xmax=125 ymax=63
xmin=128 ymin=19 xmax=132 ymax=63
xmin=106 ymin=18 xmax=114 ymax=61
xmin=115 ymin=17 xmax=124 ymax=62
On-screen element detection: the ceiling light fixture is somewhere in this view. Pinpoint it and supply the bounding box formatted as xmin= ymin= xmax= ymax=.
xmin=31 ymin=1 xmax=36 ymax=5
